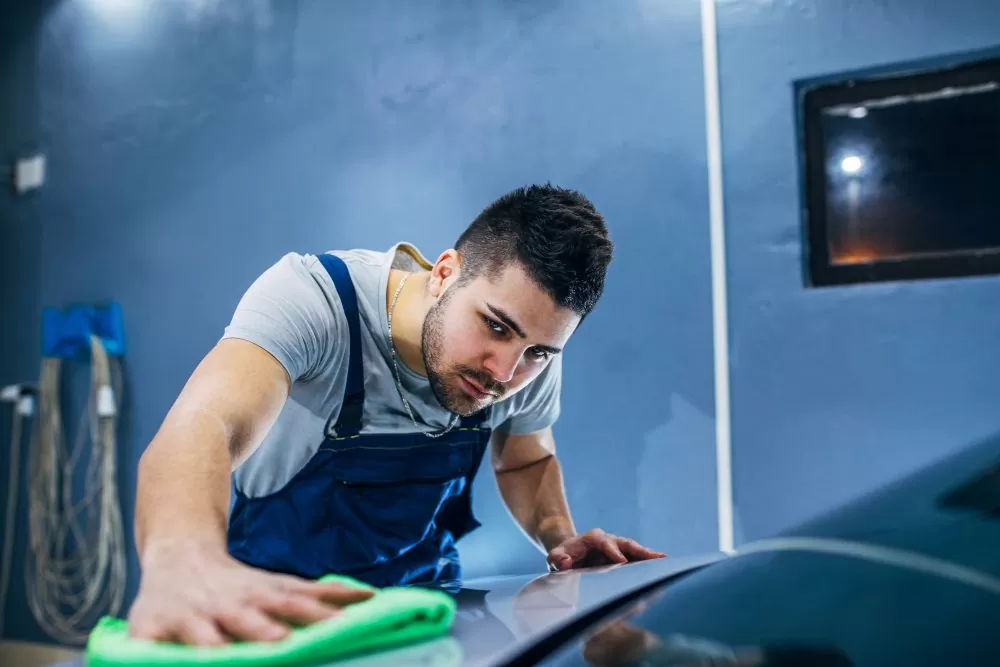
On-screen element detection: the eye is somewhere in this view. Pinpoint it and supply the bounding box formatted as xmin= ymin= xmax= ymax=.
xmin=528 ymin=347 xmax=551 ymax=361
xmin=482 ymin=316 xmax=506 ymax=335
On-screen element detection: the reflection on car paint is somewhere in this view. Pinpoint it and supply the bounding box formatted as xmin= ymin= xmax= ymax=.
xmin=578 ymin=593 xmax=854 ymax=667
xmin=319 ymin=636 xmax=462 ymax=667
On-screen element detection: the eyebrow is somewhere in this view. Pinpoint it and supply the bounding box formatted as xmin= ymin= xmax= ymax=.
xmin=486 ymin=304 xmax=563 ymax=354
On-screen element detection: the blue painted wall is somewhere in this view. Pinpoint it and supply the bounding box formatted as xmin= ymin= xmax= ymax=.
xmin=7 ymin=0 xmax=999 ymax=649
xmin=0 ymin=0 xmax=47 ymax=645
xmin=718 ymin=0 xmax=1000 ymax=542
xmin=0 ymin=3 xmax=45 ymax=384
xmin=0 ymin=0 xmax=716 ymax=644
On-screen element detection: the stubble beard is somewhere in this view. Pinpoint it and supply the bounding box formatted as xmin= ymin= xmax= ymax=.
xmin=421 ymin=289 xmax=504 ymax=417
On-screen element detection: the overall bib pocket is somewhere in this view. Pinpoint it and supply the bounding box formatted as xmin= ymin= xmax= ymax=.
xmin=322 ymin=438 xmax=481 ymax=565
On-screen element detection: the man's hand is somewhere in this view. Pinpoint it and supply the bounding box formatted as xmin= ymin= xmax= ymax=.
xmin=546 ymin=528 xmax=666 ymax=571
xmin=127 ymin=542 xmax=373 ymax=645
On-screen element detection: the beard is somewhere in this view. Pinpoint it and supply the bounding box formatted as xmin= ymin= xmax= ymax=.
xmin=421 ymin=289 xmax=506 ymax=416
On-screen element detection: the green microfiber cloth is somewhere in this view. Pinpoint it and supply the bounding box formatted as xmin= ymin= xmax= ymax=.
xmin=85 ymin=575 xmax=457 ymax=667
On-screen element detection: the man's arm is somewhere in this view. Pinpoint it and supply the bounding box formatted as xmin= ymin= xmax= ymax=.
xmin=491 ymin=426 xmax=577 ymax=554
xmin=492 ymin=426 xmax=667 ymax=570
xmin=129 ymin=253 xmax=371 ymax=646
xmin=130 ymin=338 xmax=372 ymax=646
xmin=134 ymin=338 xmax=291 ymax=561
xmin=137 ymin=252 xmax=339 ymax=560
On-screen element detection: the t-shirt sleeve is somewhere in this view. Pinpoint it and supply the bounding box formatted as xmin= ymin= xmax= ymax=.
xmin=496 ymin=354 xmax=563 ymax=435
xmin=221 ymin=252 xmax=345 ymax=383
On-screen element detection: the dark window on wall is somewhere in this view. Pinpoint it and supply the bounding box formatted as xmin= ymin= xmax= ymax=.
xmin=798 ymin=53 xmax=1000 ymax=287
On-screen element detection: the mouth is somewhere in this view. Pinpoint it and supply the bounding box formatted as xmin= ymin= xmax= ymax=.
xmin=459 ymin=374 xmax=492 ymax=401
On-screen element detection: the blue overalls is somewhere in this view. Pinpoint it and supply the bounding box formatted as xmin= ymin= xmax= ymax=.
xmin=228 ymin=253 xmax=492 ymax=588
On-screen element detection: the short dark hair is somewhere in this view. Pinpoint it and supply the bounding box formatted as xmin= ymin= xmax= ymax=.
xmin=454 ymin=184 xmax=613 ymax=317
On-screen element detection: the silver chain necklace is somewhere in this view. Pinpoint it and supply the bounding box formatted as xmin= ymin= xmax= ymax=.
xmin=387 ymin=272 xmax=459 ymax=438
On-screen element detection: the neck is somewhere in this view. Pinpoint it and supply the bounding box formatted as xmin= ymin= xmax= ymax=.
xmin=388 ymin=269 xmax=431 ymax=377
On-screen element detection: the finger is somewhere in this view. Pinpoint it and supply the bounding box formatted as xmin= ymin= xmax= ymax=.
xmin=175 ymin=616 xmax=230 ymax=647
xmin=128 ymin=615 xmax=174 ymax=642
xmin=262 ymin=592 xmax=342 ymax=627
xmin=619 ymin=538 xmax=667 ymax=560
xmin=546 ymin=545 xmax=575 ymax=570
xmin=215 ymin=606 xmax=289 ymax=643
xmin=281 ymin=576 xmax=374 ymax=605
xmin=549 ymin=539 xmax=590 ymax=570
xmin=595 ymin=536 xmax=628 ymax=564
xmin=310 ymin=581 xmax=375 ymax=605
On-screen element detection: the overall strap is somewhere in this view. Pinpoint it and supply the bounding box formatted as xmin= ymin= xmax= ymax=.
xmin=317 ymin=253 xmax=364 ymax=437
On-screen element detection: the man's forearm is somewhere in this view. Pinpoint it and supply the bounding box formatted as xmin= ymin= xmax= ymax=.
xmin=134 ymin=406 xmax=234 ymax=564
xmin=496 ymin=454 xmax=577 ymax=553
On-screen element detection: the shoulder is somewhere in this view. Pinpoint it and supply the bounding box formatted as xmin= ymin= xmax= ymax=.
xmin=324 ymin=248 xmax=390 ymax=296
xmin=262 ymin=247 xmax=393 ymax=312
xmin=328 ymin=247 xmax=394 ymax=272
xmin=222 ymin=249 xmax=385 ymax=384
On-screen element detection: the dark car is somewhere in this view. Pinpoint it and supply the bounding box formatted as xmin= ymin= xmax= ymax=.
xmin=56 ymin=432 xmax=1000 ymax=666
xmin=511 ymin=431 xmax=1000 ymax=667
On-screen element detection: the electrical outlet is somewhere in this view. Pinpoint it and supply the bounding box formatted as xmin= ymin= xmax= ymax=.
xmin=14 ymin=154 xmax=46 ymax=193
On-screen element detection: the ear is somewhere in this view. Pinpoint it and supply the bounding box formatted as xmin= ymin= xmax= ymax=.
xmin=428 ymin=249 xmax=462 ymax=298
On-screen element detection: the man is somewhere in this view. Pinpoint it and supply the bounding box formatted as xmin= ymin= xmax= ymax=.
xmin=128 ymin=184 xmax=664 ymax=646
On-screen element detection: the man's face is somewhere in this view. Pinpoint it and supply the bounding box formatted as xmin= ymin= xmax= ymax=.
xmin=421 ymin=260 xmax=580 ymax=416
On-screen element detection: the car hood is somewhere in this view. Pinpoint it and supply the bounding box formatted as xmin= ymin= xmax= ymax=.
xmin=329 ymin=553 xmax=724 ymax=667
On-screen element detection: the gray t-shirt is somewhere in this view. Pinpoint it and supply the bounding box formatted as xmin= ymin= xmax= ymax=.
xmin=223 ymin=242 xmax=562 ymax=498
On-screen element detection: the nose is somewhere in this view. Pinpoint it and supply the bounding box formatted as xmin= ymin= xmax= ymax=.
xmin=483 ymin=346 xmax=520 ymax=384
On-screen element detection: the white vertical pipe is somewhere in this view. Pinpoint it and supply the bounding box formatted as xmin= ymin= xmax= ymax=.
xmin=700 ymin=0 xmax=735 ymax=554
